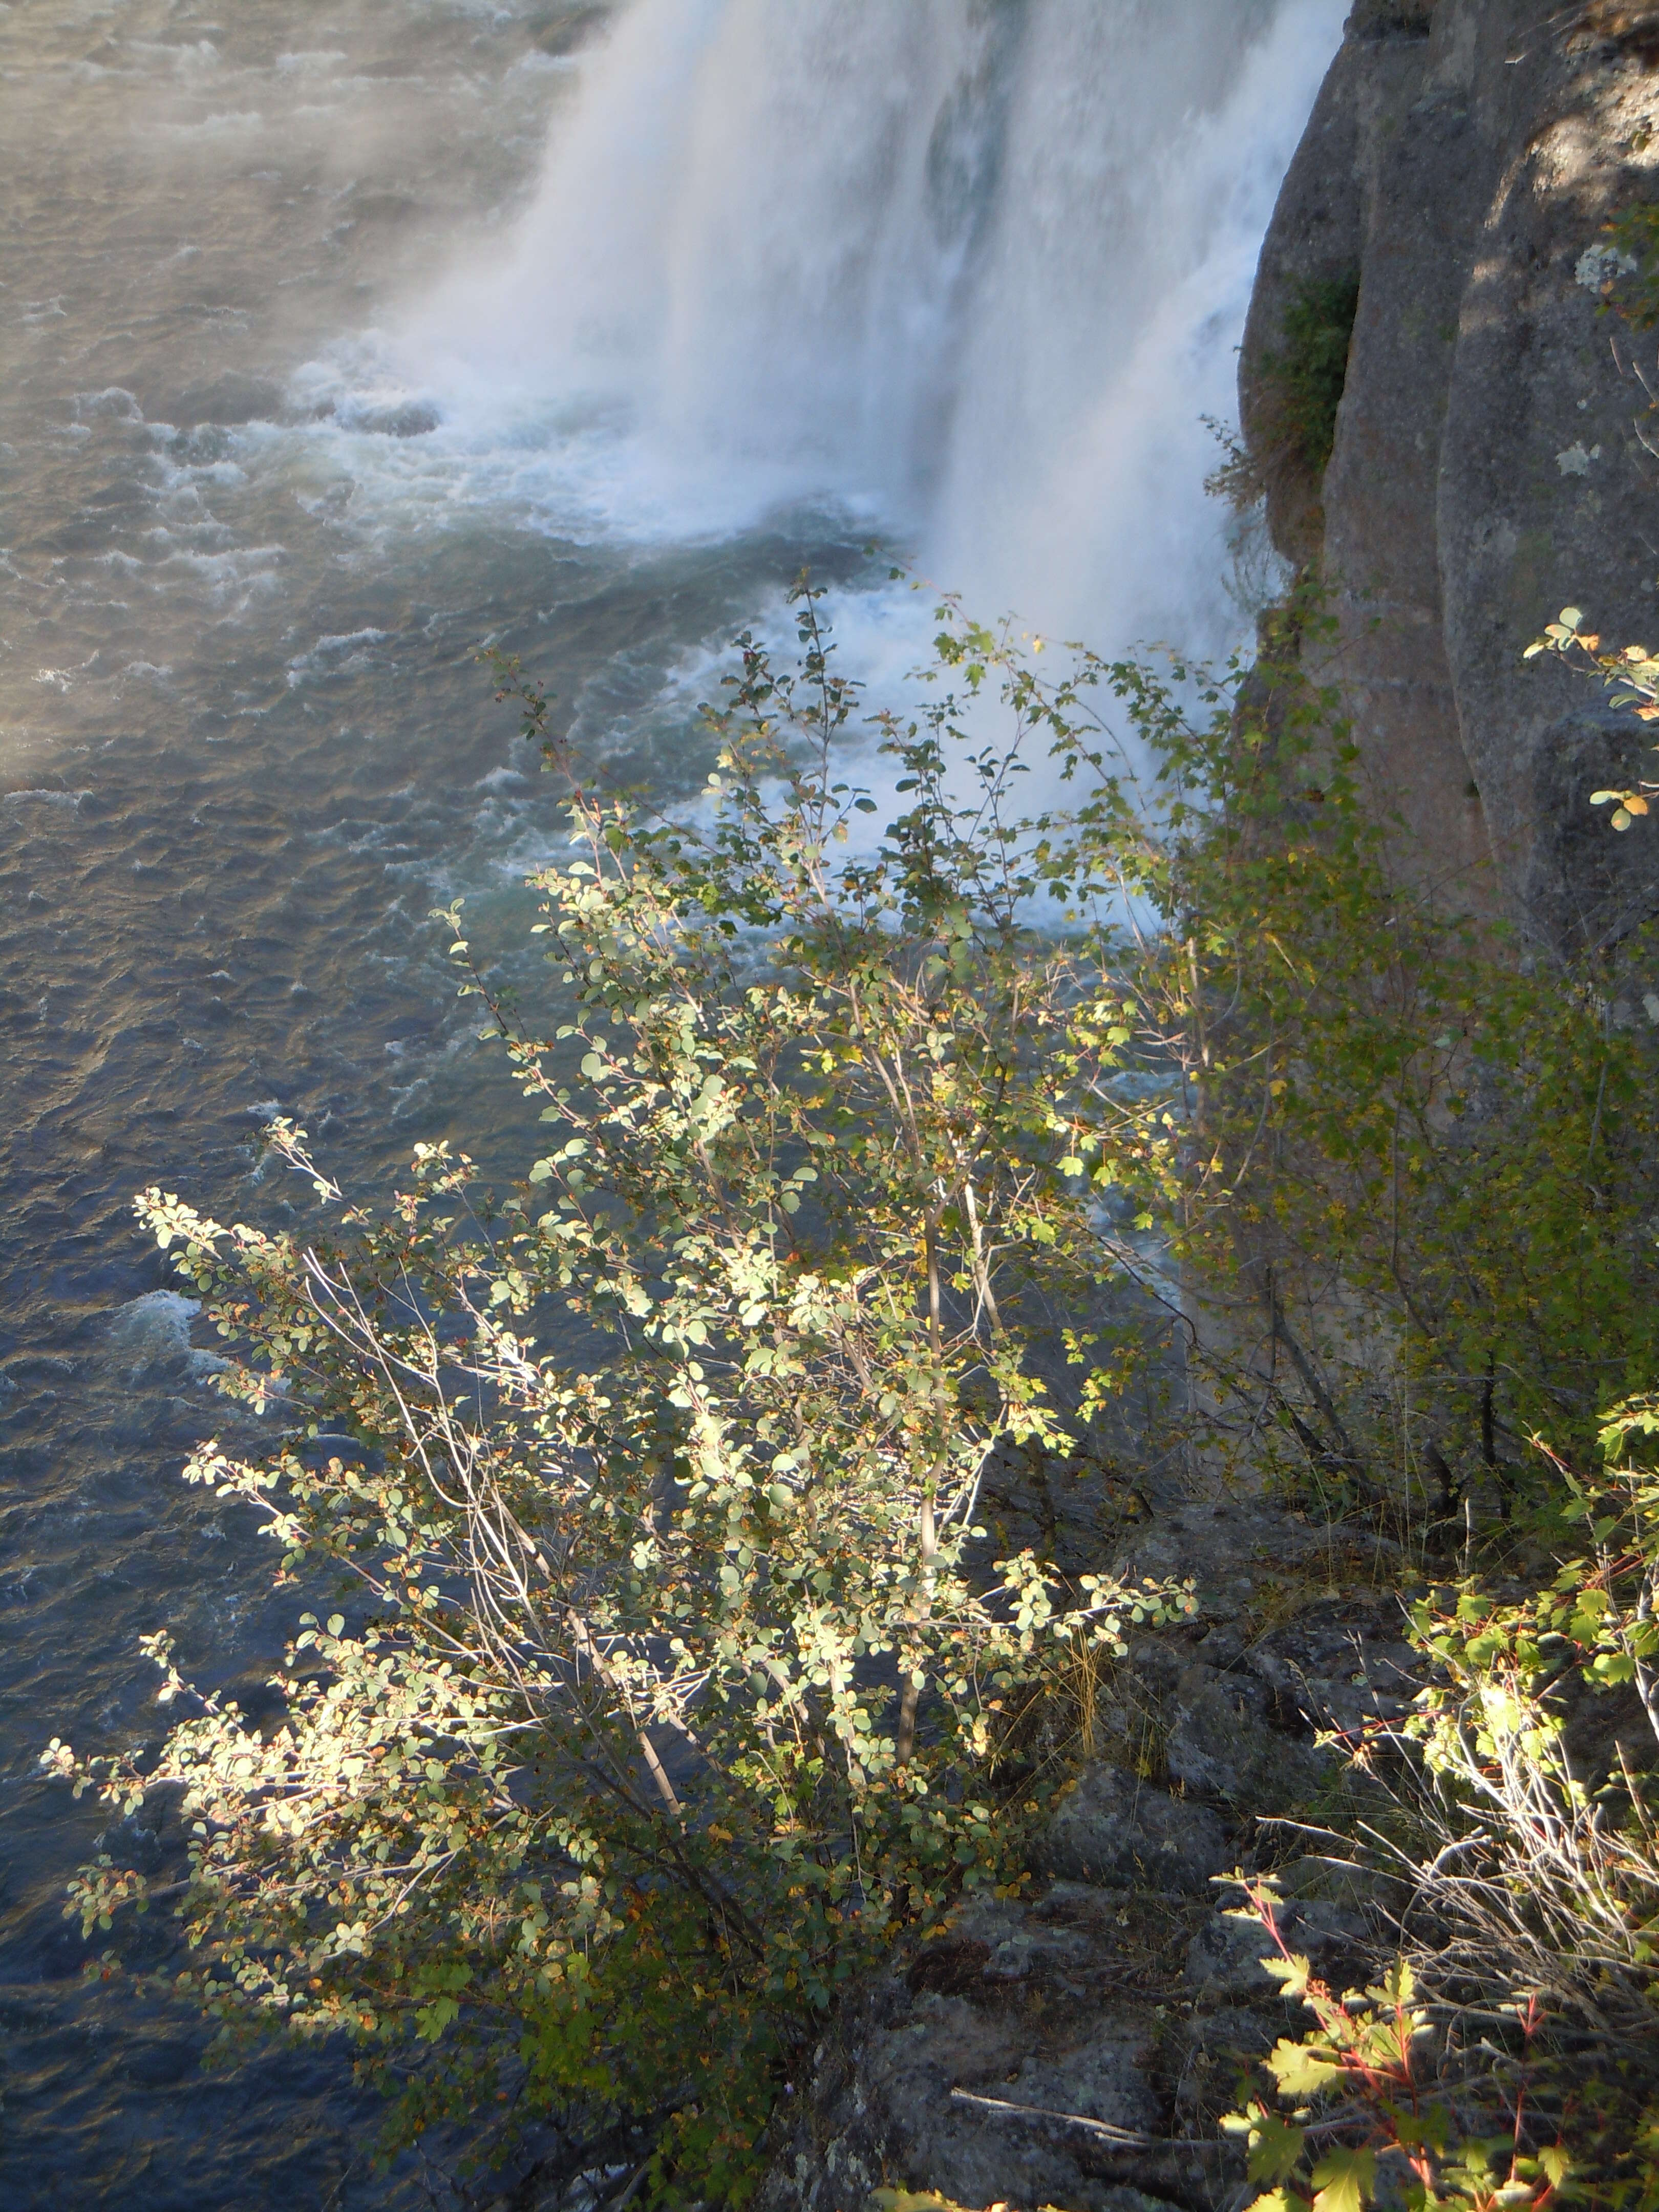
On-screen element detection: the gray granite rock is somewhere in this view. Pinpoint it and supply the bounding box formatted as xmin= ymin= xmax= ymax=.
xmin=1244 ymin=0 xmax=1659 ymax=946
xmin=1036 ymin=1761 xmax=1233 ymax=1894
xmin=1244 ymin=1601 xmax=1419 ymax=1743
xmin=1183 ymin=1894 xmax=1371 ymax=2002
xmin=1164 ymin=1664 xmax=1333 ymax=1813
xmin=753 ymin=1878 xmax=1236 ymax=2212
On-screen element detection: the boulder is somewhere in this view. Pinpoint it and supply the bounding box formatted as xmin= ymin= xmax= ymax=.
xmin=1163 ymin=1665 xmax=1332 ymax=1813
xmin=754 ymin=1879 xmax=1237 ymax=2212
xmin=1036 ymin=1761 xmax=1232 ymax=1892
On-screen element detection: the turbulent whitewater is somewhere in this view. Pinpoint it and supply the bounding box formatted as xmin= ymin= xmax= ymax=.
xmin=401 ymin=0 xmax=1347 ymax=641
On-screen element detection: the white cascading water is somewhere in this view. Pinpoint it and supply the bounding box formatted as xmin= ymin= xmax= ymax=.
xmin=408 ymin=0 xmax=1348 ymax=647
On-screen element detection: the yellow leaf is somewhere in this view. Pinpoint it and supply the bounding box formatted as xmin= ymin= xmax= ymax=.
xmin=1262 ymin=1951 xmax=1313 ymax=1997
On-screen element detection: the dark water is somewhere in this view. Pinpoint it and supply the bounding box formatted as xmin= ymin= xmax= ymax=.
xmin=0 ymin=6 xmax=877 ymax=2200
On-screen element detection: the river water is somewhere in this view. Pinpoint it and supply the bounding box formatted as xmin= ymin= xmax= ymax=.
xmin=0 ymin=2 xmax=1344 ymax=2200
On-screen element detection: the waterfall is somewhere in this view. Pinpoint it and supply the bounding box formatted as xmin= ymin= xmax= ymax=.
xmin=410 ymin=0 xmax=1346 ymax=645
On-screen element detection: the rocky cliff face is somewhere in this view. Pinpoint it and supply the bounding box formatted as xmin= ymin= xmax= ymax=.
xmin=1244 ymin=0 xmax=1659 ymax=946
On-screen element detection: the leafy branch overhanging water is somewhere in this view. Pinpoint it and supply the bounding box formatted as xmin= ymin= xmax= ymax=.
xmin=41 ymin=581 xmax=1659 ymax=2207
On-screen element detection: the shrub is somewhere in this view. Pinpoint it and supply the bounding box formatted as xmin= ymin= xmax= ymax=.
xmin=44 ymin=585 xmax=1196 ymax=2204
xmin=1265 ymin=276 xmax=1361 ymax=480
xmin=1112 ymin=593 xmax=1659 ymax=1520
xmin=44 ymin=578 xmax=1659 ymax=2203
xmin=1218 ymin=1391 xmax=1659 ymax=2212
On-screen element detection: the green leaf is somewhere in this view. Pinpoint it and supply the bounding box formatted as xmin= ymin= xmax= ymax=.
xmin=1265 ymin=2038 xmax=1343 ymax=2097
xmin=1248 ymin=2110 xmax=1309 ymax=2185
xmin=415 ymin=1994 xmax=461 ymax=2040
xmin=1309 ymin=2149 xmax=1376 ymax=2212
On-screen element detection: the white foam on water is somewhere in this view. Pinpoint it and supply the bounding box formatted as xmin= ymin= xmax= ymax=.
xmin=108 ymin=1289 xmax=228 ymax=1379
xmin=285 ymin=627 xmax=392 ymax=685
xmin=127 ymin=37 xmax=224 ymax=72
xmin=276 ymin=0 xmax=1349 ymax=653
xmin=158 ymin=542 xmax=287 ymax=611
xmin=74 ymin=387 xmax=145 ymax=420
xmin=157 ymin=111 xmax=267 ymax=142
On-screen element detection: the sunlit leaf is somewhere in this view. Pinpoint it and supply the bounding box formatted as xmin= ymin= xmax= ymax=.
xmin=1265 ymin=2039 xmax=1343 ymax=2097
xmin=1310 ymin=2148 xmax=1376 ymax=2212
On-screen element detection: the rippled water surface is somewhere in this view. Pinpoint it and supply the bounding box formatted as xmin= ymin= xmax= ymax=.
xmin=0 ymin=0 xmax=1344 ymax=2199
xmin=0 ymin=5 xmax=863 ymax=2201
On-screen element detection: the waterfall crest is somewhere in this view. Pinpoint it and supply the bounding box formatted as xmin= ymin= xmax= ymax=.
xmin=413 ymin=0 xmax=1347 ymax=642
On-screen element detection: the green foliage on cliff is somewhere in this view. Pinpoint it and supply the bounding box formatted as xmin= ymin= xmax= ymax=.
xmin=1264 ymin=275 xmax=1361 ymax=480
xmin=44 ymin=581 xmax=1659 ymax=2205
xmin=1599 ymin=201 xmax=1659 ymax=331
xmin=1218 ymin=608 xmax=1659 ymax=2212
xmin=1214 ymin=274 xmax=1360 ymax=513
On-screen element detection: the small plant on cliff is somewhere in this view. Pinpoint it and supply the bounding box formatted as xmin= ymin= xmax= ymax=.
xmin=1270 ymin=274 xmax=1361 ymax=479
xmin=1215 ymin=274 xmax=1361 ymax=508
xmin=1590 ymin=201 xmax=1659 ymax=331
xmin=1526 ymin=602 xmax=1659 ymax=826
